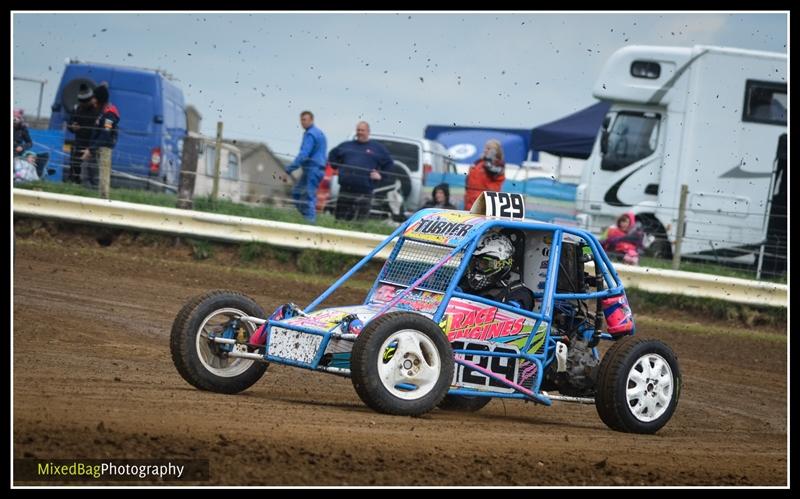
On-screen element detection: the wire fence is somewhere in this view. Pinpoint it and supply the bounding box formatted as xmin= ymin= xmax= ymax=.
xmin=17 ymin=122 xmax=787 ymax=282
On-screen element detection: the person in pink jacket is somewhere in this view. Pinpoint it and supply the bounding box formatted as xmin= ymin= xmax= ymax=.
xmin=601 ymin=212 xmax=644 ymax=265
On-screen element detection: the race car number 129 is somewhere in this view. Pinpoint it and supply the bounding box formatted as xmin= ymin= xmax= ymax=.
xmin=483 ymin=192 xmax=525 ymax=219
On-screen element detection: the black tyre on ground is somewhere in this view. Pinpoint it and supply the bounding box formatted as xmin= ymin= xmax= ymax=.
xmin=595 ymin=336 xmax=681 ymax=434
xmin=170 ymin=289 xmax=268 ymax=394
xmin=438 ymin=394 xmax=491 ymax=412
xmin=350 ymin=312 xmax=454 ymax=416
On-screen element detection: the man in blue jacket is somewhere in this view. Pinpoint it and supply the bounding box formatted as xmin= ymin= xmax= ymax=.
xmin=328 ymin=121 xmax=394 ymax=221
xmin=285 ymin=111 xmax=327 ymax=222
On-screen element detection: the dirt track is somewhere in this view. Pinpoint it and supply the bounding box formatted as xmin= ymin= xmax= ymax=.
xmin=12 ymin=229 xmax=788 ymax=486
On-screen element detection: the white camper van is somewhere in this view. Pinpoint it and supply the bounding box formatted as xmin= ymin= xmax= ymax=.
xmin=193 ymin=135 xmax=243 ymax=203
xmin=575 ymin=45 xmax=787 ymax=269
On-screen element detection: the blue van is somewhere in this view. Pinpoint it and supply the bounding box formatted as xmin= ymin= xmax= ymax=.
xmin=48 ymin=60 xmax=187 ymax=191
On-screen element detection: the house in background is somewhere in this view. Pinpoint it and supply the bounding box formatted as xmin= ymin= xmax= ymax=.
xmin=183 ymin=106 xmax=292 ymax=205
xmin=225 ymin=139 xmax=293 ymax=205
xmin=193 ymin=134 xmax=243 ymax=203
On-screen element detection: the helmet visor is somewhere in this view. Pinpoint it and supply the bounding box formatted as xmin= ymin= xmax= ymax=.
xmin=473 ymin=255 xmax=510 ymax=274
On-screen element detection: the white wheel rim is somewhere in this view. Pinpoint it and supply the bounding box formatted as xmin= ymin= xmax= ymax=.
xmin=377 ymin=329 xmax=441 ymax=401
xmin=195 ymin=307 xmax=255 ymax=378
xmin=625 ymin=353 xmax=674 ymax=423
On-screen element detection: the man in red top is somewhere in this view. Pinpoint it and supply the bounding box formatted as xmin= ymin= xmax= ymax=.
xmin=465 ymin=139 xmax=505 ymax=210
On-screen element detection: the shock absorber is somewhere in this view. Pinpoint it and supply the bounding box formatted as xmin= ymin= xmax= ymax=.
xmin=590 ymin=258 xmax=604 ymax=348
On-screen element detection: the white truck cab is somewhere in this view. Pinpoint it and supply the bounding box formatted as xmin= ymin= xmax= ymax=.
xmin=576 ymin=45 xmax=786 ymax=268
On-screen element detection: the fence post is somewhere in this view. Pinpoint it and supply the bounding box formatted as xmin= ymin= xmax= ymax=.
xmin=177 ymin=136 xmax=199 ymax=210
xmin=672 ymin=184 xmax=689 ymax=270
xmin=211 ymin=121 xmax=223 ymax=203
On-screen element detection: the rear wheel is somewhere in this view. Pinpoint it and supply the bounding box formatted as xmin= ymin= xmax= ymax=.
xmin=595 ymin=336 xmax=681 ymax=433
xmin=350 ymin=312 xmax=453 ymax=416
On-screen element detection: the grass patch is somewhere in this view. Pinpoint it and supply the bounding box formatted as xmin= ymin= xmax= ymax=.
xmin=297 ymin=249 xmax=362 ymax=275
xmin=635 ymin=315 xmax=786 ymax=343
xmin=626 ymin=287 xmax=786 ymax=329
xmin=188 ymin=239 xmax=214 ymax=260
xmin=639 ymin=256 xmax=787 ymax=284
xmin=239 ymin=242 xmax=268 ymax=262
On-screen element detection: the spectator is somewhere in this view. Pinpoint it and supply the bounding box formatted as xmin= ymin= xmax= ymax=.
xmin=328 ymin=121 xmax=394 ymax=221
xmin=601 ymin=212 xmax=645 ymax=265
xmin=284 ymin=110 xmax=328 ymax=222
xmin=465 ymin=139 xmax=506 ymax=210
xmin=13 ymin=151 xmax=40 ymax=184
xmin=459 ymin=232 xmax=534 ymax=310
xmin=13 ymin=109 xmax=32 ymax=157
xmin=66 ymin=84 xmax=96 ymax=184
xmin=422 ymin=183 xmax=456 ymax=209
xmin=80 ymin=83 xmax=120 ymax=199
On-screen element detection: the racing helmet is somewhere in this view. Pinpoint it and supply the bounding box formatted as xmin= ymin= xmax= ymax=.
xmin=465 ymin=232 xmax=514 ymax=291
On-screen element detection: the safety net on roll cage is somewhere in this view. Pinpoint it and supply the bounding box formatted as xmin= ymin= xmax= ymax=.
xmin=376 ymin=239 xmax=463 ymax=293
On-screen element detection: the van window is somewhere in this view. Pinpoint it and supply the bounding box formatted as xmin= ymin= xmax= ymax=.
xmin=743 ymin=80 xmax=787 ymax=126
xmin=165 ymin=99 xmax=186 ymax=130
xmin=601 ymin=112 xmax=660 ymax=171
xmin=205 ymin=145 xmax=237 ymax=180
xmin=205 ymin=145 xmax=217 ymax=177
xmin=375 ymin=140 xmax=420 ymax=172
xmin=227 ymin=151 xmax=240 ymax=180
xmin=111 ymin=90 xmax=154 ymax=133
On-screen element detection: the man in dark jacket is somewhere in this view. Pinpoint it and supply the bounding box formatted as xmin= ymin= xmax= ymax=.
xmin=80 ymin=83 xmax=120 ymax=199
xmin=13 ymin=109 xmax=32 ymax=157
xmin=66 ymin=84 xmax=96 ymax=184
xmin=327 ymin=121 xmax=394 ymax=221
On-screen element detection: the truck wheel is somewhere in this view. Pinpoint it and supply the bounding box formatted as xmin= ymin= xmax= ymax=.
xmin=638 ymin=215 xmax=672 ymax=260
xmin=438 ymin=394 xmax=491 ymax=412
xmin=350 ymin=312 xmax=453 ymax=416
xmin=595 ymin=336 xmax=681 ymax=433
xmin=170 ymin=290 xmax=267 ymax=394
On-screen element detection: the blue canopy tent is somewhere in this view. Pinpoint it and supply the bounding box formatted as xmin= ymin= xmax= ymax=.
xmin=530 ymin=101 xmax=611 ymax=159
xmin=424 ymin=125 xmax=538 ymax=165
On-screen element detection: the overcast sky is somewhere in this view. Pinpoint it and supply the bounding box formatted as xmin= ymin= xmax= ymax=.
xmin=12 ymin=11 xmax=787 ymax=159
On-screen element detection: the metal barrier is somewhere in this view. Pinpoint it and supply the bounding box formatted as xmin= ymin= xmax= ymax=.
xmin=13 ymin=189 xmax=787 ymax=308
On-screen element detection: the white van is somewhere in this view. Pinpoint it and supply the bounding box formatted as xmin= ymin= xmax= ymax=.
xmin=329 ymin=134 xmax=457 ymax=220
xmin=575 ymin=45 xmax=786 ymax=269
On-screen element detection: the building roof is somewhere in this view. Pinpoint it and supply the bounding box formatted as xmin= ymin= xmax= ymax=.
xmin=223 ymin=139 xmax=286 ymax=166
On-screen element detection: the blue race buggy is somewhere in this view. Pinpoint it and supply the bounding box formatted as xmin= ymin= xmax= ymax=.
xmin=171 ymin=192 xmax=681 ymax=433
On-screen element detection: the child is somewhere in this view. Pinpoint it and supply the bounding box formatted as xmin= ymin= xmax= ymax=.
xmin=602 ymin=212 xmax=644 ymax=265
xmin=14 ymin=151 xmax=40 ymax=184
xmin=422 ymin=183 xmax=455 ymax=209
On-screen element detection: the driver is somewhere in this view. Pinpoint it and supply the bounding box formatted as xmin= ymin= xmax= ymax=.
xmin=459 ymin=232 xmax=535 ymax=311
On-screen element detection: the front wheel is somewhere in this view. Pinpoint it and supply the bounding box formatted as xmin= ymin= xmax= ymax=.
xmin=170 ymin=290 xmax=268 ymax=394
xmin=595 ymin=336 xmax=681 ymax=434
xmin=350 ymin=312 xmax=454 ymax=416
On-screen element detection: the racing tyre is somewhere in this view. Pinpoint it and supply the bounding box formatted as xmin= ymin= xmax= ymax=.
xmin=170 ymin=290 xmax=268 ymax=394
xmin=350 ymin=312 xmax=454 ymax=416
xmin=437 ymin=394 xmax=491 ymax=412
xmin=595 ymin=336 xmax=681 ymax=434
